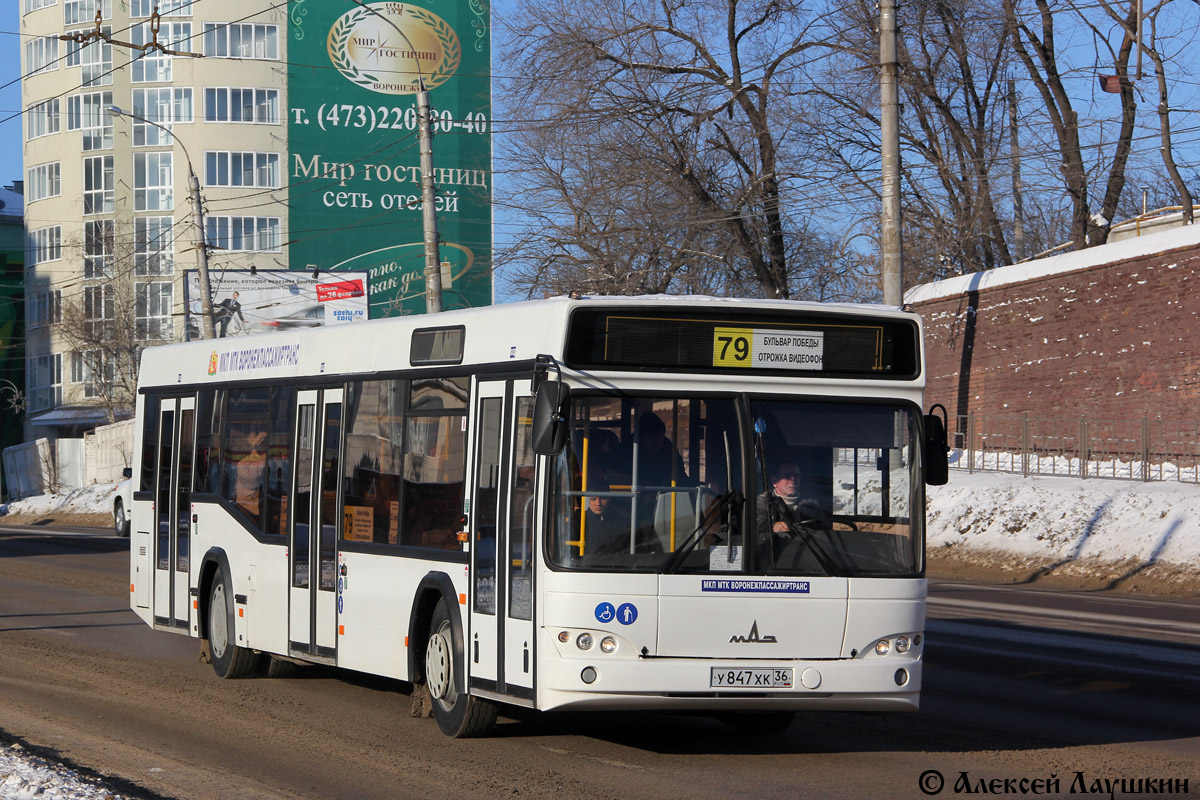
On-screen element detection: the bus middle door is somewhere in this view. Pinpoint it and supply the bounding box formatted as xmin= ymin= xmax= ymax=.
xmin=289 ymin=388 xmax=342 ymax=661
xmin=469 ymin=379 xmax=536 ymax=703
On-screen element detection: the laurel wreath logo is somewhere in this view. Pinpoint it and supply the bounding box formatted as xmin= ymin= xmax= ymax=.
xmin=327 ymin=5 xmax=460 ymax=93
xmin=405 ymin=7 xmax=461 ymax=88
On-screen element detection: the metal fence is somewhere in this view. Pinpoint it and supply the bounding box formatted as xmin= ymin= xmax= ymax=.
xmin=948 ymin=414 xmax=1200 ymax=483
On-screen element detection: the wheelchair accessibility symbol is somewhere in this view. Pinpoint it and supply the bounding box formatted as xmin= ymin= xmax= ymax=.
xmin=594 ymin=602 xmax=616 ymax=623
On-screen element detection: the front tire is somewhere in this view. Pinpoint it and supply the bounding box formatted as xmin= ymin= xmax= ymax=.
xmin=425 ymin=598 xmax=497 ymax=737
xmin=207 ymin=568 xmax=262 ymax=679
xmin=114 ymin=500 xmax=130 ymax=537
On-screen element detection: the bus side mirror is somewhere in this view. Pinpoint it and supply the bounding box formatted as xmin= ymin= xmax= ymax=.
xmin=532 ymin=382 xmax=571 ymax=456
xmin=122 ymin=466 xmax=133 ymax=479
xmin=924 ymin=404 xmax=949 ymax=486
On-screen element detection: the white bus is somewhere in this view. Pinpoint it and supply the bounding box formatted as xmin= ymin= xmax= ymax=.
xmin=129 ymin=295 xmax=948 ymax=737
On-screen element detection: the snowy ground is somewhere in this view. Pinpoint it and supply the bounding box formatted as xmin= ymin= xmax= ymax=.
xmin=1 ymin=739 xmax=131 ymax=800
xmin=2 ymin=472 xmax=1198 ymax=796
xmin=0 ymin=482 xmax=121 ymax=520
xmin=928 ymin=470 xmax=1200 ymax=570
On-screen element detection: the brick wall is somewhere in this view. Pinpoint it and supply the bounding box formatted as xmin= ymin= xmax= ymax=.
xmin=910 ymin=238 xmax=1200 ymax=423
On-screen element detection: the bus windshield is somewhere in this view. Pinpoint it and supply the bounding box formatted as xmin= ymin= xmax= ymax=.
xmin=548 ymin=394 xmax=921 ymax=577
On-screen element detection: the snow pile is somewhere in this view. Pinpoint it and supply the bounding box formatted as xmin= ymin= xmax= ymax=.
xmin=0 ymin=482 xmax=120 ymax=518
xmin=0 ymin=741 xmax=130 ymax=800
xmin=928 ymin=470 xmax=1200 ymax=567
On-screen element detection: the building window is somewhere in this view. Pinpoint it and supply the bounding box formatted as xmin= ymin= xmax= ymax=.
xmin=131 ymin=0 xmax=191 ymax=15
xmin=26 ymin=291 xmax=62 ymax=330
xmin=71 ymin=351 xmax=116 ymax=398
xmin=136 ymin=282 xmax=174 ymax=340
xmin=132 ymin=21 xmax=191 ymax=82
xmin=83 ymin=155 xmax=114 ymax=215
xmin=26 ymin=99 xmax=60 ymax=141
xmin=25 ymin=36 xmax=59 ymax=75
xmin=28 ymin=354 xmax=63 ymax=413
xmin=64 ymin=0 xmax=110 ymax=25
xmin=134 ymin=152 xmax=173 ymax=212
xmin=135 ymin=216 xmax=175 ymax=276
xmin=84 ymin=284 xmax=115 ymax=340
xmin=67 ymin=91 xmax=114 ymax=150
xmin=27 ymin=226 xmax=62 ymax=267
xmin=132 ymin=88 xmax=192 ymax=145
xmin=84 ymin=219 xmax=115 ymax=278
xmin=203 ymin=23 xmax=278 ymax=59
xmin=205 ymin=216 xmax=281 ymax=252
xmin=65 ymin=26 xmax=112 ymax=86
xmin=204 ymin=87 xmax=279 ymax=124
xmin=25 ymin=0 xmax=57 ymax=13
xmin=204 ymin=151 xmax=280 ymax=188
xmin=27 ymin=163 xmax=61 ymax=203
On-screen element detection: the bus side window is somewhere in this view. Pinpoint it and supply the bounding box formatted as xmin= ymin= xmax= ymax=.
xmin=139 ymin=393 xmax=161 ymax=494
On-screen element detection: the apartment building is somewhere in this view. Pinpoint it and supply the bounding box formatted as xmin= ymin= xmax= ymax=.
xmin=20 ymin=0 xmax=492 ymax=442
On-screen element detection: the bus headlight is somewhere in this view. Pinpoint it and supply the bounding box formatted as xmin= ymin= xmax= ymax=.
xmin=576 ymin=632 xmax=594 ymax=650
xmin=875 ymin=639 xmax=891 ymax=656
xmin=895 ymin=636 xmax=910 ymax=653
xmin=600 ymin=636 xmax=617 ymax=653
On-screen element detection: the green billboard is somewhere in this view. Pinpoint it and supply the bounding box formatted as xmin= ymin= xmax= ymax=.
xmin=288 ymin=0 xmax=492 ymax=316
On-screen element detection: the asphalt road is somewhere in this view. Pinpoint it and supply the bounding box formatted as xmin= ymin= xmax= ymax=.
xmin=1 ymin=525 xmax=1197 ymax=800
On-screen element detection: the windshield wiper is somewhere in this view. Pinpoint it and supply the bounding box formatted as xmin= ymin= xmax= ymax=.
xmin=663 ymin=491 xmax=741 ymax=574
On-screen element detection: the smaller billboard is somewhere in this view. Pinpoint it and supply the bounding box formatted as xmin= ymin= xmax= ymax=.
xmin=184 ymin=270 xmax=370 ymax=341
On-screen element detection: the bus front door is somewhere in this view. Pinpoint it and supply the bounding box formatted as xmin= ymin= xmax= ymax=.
xmin=152 ymin=396 xmax=195 ymax=631
xmin=469 ymin=379 xmax=536 ymax=703
xmin=289 ymin=388 xmax=342 ymax=661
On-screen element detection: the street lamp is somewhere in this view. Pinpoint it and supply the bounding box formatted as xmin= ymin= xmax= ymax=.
xmin=108 ymin=105 xmax=217 ymax=340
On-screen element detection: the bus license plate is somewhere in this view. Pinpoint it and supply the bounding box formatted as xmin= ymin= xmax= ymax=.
xmin=710 ymin=668 xmax=793 ymax=688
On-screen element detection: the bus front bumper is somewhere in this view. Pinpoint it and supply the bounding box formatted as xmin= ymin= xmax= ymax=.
xmin=536 ymin=652 xmax=922 ymax=712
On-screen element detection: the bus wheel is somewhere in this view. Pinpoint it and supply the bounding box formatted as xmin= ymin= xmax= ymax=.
xmin=207 ymin=568 xmax=262 ymax=679
xmin=113 ymin=500 xmax=130 ymax=537
xmin=425 ymin=599 xmax=497 ymax=738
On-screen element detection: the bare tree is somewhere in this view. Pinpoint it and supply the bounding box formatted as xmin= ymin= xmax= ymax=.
xmin=56 ymin=216 xmax=175 ymax=423
xmin=1090 ymin=0 xmax=1194 ymax=225
xmin=1005 ymin=0 xmax=1140 ymax=249
xmin=499 ymin=0 xmax=863 ymax=300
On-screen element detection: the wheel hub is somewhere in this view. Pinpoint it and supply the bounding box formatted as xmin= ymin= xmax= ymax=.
xmin=210 ymin=584 xmax=228 ymax=657
xmin=425 ymin=629 xmax=451 ymax=700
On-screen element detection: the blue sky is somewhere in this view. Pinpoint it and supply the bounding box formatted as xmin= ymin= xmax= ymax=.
xmin=2 ymin=2 xmax=22 ymax=188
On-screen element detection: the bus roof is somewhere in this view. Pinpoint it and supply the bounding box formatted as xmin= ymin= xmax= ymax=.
xmin=137 ymin=295 xmax=923 ymax=390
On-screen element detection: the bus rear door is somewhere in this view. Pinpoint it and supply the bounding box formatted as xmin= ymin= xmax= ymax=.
xmin=152 ymin=396 xmax=194 ymax=631
xmin=289 ymin=388 xmax=342 ymax=661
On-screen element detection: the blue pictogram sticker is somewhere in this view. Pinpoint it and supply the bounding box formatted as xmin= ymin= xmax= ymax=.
xmin=616 ymin=603 xmax=638 ymax=625
xmin=594 ymin=602 xmax=616 ymax=623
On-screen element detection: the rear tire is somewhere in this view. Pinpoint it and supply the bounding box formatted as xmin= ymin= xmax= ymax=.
xmin=207 ymin=568 xmax=262 ymax=679
xmin=114 ymin=500 xmax=130 ymax=537
xmin=425 ymin=598 xmax=497 ymax=737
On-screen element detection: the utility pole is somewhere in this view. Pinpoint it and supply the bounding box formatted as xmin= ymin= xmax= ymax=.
xmin=109 ymin=106 xmax=216 ymax=339
xmin=189 ymin=169 xmax=217 ymax=339
xmin=347 ymin=0 xmax=444 ymax=314
xmin=418 ymin=81 xmax=443 ymax=314
xmin=879 ymin=0 xmax=903 ymax=305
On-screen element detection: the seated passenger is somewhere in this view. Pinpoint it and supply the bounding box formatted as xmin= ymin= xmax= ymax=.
xmin=582 ymin=481 xmax=631 ymax=555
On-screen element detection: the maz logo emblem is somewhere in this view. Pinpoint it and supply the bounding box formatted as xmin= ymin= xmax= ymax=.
xmin=729 ymin=621 xmax=777 ymax=644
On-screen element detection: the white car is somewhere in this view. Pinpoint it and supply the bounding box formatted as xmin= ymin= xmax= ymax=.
xmin=114 ymin=467 xmax=132 ymax=537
